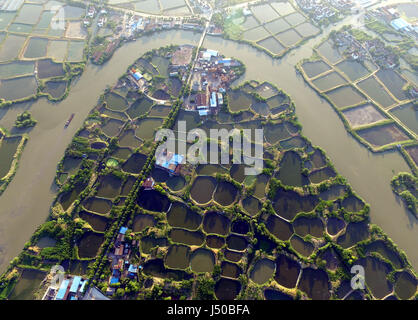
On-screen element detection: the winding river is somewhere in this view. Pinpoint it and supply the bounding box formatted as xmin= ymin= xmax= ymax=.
xmin=0 ymin=6 xmax=417 ymax=273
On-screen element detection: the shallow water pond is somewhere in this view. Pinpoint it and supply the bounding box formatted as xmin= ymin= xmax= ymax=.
xmin=215 ymin=278 xmax=241 ymax=300
xmin=190 ymin=176 xmax=216 ymax=204
xmin=135 ymin=118 xmax=163 ymax=140
xmin=0 ymin=76 xmax=37 ymax=100
xmin=24 ymin=37 xmax=48 ymax=58
xmin=250 ymin=258 xmax=275 ymax=284
xmin=213 ymin=181 xmax=238 ymax=206
xmin=0 ymin=61 xmax=35 ymax=79
xmin=122 ymin=153 xmax=147 ymax=174
xmin=133 ymin=214 xmax=156 ymax=232
xmin=342 ymin=104 xmax=387 ymax=128
xmin=301 ymin=60 xmax=331 ymax=78
xmin=203 ymin=211 xmax=230 ymax=236
xmin=275 ymin=254 xmax=300 ymax=289
xmin=190 ymin=248 xmax=215 ymax=273
xmin=169 ymin=229 xmax=204 ymax=246
xmin=293 ymin=216 xmax=324 ymax=238
xmin=167 ymin=202 xmax=202 ymax=230
xmin=0 ymin=136 xmax=22 ymax=179
xmin=77 ymin=232 xmax=104 ymax=258
xmin=137 ymin=189 xmax=170 ymax=212
xmin=83 ymin=197 xmax=112 ymax=215
xmin=276 ymin=151 xmax=308 ymax=187
xmin=297 ymin=267 xmax=330 ymax=300
xmin=266 ymin=215 xmax=293 ymax=241
xmin=96 ymin=175 xmax=122 ymax=199
xmin=9 ymin=269 xmax=46 ymax=300
xmin=390 ymin=103 xmax=418 ymax=135
xmin=325 ymin=86 xmax=366 ymax=109
xmin=79 ymin=210 xmax=109 ymax=232
xmin=44 ymin=80 xmax=67 ymax=99
xmin=357 ymin=76 xmax=396 ymax=108
xmin=165 ymin=245 xmax=190 ymax=270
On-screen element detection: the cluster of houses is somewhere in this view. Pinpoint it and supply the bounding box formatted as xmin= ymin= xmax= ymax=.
xmin=118 ymin=14 xmax=204 ymax=39
xmin=296 ymin=0 xmax=338 ymax=23
xmin=155 ymin=148 xmax=184 ymax=176
xmin=126 ymin=66 xmax=148 ymax=92
xmin=333 ymin=31 xmax=398 ymax=69
xmin=189 ymin=0 xmax=212 ymax=15
xmin=368 ymin=6 xmax=418 ymax=37
xmin=83 ymin=6 xmax=108 ymax=27
xmin=188 ymin=49 xmax=240 ymax=118
xmin=107 ymin=226 xmax=141 ymax=296
xmin=43 ymin=275 xmax=87 ymax=300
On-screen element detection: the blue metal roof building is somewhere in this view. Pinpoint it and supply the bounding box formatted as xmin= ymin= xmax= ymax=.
xmin=55 ymin=279 xmax=70 ymax=300
xmin=390 ymin=18 xmax=410 ymax=30
xmin=119 ymin=226 xmax=128 ymax=235
xmin=80 ymin=280 xmax=87 ymax=293
xmin=69 ymin=276 xmax=82 ymax=294
xmin=110 ymin=276 xmax=119 ymax=285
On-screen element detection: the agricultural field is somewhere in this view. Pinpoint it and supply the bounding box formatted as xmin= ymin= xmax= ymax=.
xmin=2 ymin=47 xmax=416 ymax=301
xmin=0 ymin=1 xmax=88 ymax=106
xmin=219 ymin=1 xmax=320 ymax=57
xmin=298 ymin=26 xmax=416 ymax=153
xmin=107 ymin=0 xmax=191 ymax=16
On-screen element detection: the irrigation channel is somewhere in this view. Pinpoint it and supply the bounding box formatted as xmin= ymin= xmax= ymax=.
xmin=0 ymin=9 xmax=417 ymax=274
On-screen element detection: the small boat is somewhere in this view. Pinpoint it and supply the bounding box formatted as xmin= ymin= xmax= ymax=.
xmin=64 ymin=113 xmax=75 ymax=128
